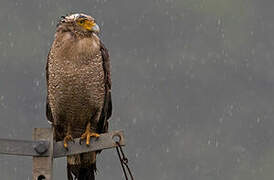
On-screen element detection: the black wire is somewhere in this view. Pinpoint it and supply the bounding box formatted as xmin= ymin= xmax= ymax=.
xmin=115 ymin=142 xmax=134 ymax=180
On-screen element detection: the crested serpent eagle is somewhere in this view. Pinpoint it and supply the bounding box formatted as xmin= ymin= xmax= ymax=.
xmin=46 ymin=13 xmax=112 ymax=180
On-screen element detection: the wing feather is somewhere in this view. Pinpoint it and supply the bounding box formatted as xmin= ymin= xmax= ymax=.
xmin=97 ymin=41 xmax=112 ymax=133
xmin=46 ymin=51 xmax=53 ymax=123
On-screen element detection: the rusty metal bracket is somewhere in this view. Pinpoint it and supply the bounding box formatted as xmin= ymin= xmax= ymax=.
xmin=0 ymin=138 xmax=49 ymax=157
xmin=0 ymin=130 xmax=125 ymax=158
xmin=54 ymin=130 xmax=125 ymax=158
xmin=33 ymin=128 xmax=53 ymax=180
xmin=0 ymin=128 xmax=125 ymax=180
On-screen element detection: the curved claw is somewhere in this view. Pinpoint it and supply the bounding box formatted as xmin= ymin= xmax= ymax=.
xmin=63 ymin=135 xmax=74 ymax=150
xmin=79 ymin=131 xmax=100 ymax=146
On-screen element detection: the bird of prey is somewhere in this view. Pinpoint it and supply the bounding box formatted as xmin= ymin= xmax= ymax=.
xmin=46 ymin=13 xmax=112 ymax=180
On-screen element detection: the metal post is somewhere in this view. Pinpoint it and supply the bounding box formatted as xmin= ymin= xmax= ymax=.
xmin=0 ymin=128 xmax=124 ymax=179
xmin=32 ymin=128 xmax=53 ymax=180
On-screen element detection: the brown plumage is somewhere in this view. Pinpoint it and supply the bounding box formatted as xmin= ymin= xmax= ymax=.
xmin=46 ymin=13 xmax=112 ymax=180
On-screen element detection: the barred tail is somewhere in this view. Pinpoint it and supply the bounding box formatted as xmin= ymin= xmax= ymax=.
xmin=67 ymin=152 xmax=96 ymax=180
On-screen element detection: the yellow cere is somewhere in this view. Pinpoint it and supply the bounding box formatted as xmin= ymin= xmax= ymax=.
xmin=77 ymin=19 xmax=96 ymax=31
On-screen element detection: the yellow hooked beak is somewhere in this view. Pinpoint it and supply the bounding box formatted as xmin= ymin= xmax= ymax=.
xmin=81 ymin=20 xmax=100 ymax=33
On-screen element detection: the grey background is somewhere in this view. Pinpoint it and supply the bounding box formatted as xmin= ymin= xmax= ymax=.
xmin=0 ymin=0 xmax=274 ymax=179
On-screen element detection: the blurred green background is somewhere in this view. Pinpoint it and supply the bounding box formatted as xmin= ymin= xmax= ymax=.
xmin=0 ymin=0 xmax=274 ymax=179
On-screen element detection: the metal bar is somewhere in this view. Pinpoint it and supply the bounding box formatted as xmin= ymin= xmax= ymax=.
xmin=0 ymin=138 xmax=48 ymax=157
xmin=32 ymin=128 xmax=53 ymax=180
xmin=54 ymin=130 xmax=125 ymax=158
xmin=0 ymin=130 xmax=125 ymax=158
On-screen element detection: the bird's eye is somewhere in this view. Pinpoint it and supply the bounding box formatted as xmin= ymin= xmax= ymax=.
xmin=79 ymin=20 xmax=85 ymax=24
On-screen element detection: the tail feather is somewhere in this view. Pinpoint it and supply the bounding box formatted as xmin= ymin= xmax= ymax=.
xmin=67 ymin=152 xmax=96 ymax=180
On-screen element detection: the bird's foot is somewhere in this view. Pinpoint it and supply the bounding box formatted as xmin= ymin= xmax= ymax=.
xmin=79 ymin=130 xmax=100 ymax=146
xmin=63 ymin=135 xmax=75 ymax=150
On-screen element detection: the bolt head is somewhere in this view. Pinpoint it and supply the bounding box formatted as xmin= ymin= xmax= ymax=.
xmin=34 ymin=142 xmax=48 ymax=155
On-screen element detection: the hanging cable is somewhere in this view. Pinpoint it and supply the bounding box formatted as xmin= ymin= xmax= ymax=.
xmin=115 ymin=142 xmax=134 ymax=180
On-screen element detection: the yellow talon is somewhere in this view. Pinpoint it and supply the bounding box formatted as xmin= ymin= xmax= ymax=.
xmin=92 ymin=133 xmax=100 ymax=138
xmin=63 ymin=135 xmax=74 ymax=149
xmin=80 ymin=131 xmax=100 ymax=146
xmin=80 ymin=123 xmax=100 ymax=146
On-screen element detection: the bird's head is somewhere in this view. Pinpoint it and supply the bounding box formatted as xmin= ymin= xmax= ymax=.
xmin=57 ymin=13 xmax=100 ymax=34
